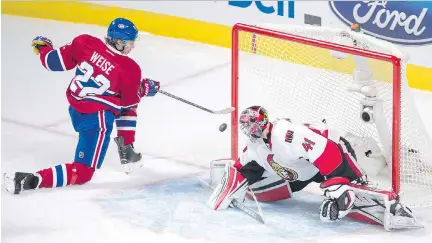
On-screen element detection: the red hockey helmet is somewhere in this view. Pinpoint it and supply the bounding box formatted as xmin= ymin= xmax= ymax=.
xmin=239 ymin=106 xmax=269 ymax=141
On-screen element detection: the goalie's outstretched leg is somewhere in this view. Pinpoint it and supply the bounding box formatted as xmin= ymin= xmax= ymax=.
xmin=319 ymin=177 xmax=423 ymax=230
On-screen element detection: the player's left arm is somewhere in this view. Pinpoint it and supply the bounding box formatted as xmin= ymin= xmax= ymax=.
xmin=32 ymin=35 xmax=80 ymax=71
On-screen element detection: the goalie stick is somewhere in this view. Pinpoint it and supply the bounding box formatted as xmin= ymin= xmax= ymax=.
xmin=199 ymin=178 xmax=265 ymax=224
xmin=158 ymin=90 xmax=235 ymax=115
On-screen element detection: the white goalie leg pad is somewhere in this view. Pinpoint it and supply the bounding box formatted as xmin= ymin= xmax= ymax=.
xmin=347 ymin=189 xmax=387 ymax=226
xmin=319 ymin=177 xmax=356 ymax=222
xmin=336 ymin=183 xmax=423 ymax=231
xmin=207 ymin=164 xmax=248 ymax=211
xmin=209 ymin=159 xmax=233 ymax=187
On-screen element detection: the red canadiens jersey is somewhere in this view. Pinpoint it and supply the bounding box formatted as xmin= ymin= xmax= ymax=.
xmin=38 ymin=34 xmax=142 ymax=144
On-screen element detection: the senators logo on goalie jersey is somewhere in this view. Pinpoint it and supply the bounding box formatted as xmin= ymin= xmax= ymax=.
xmin=267 ymin=154 xmax=298 ymax=181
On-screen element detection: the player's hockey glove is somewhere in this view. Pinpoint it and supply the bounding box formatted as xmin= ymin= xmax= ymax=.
xmin=113 ymin=136 xmax=142 ymax=165
xmin=31 ymin=36 xmax=53 ymax=55
xmin=139 ymin=78 xmax=160 ymax=97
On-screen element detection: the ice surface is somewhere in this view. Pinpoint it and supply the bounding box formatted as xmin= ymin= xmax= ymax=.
xmin=1 ymin=15 xmax=431 ymax=243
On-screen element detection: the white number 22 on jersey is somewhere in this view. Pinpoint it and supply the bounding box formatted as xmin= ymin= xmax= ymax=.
xmin=69 ymin=61 xmax=111 ymax=97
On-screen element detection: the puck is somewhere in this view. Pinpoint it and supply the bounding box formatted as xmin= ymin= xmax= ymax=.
xmin=219 ymin=123 xmax=227 ymax=132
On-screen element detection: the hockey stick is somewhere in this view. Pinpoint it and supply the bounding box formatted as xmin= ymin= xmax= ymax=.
xmin=199 ymin=178 xmax=265 ymax=224
xmin=158 ymin=90 xmax=235 ymax=115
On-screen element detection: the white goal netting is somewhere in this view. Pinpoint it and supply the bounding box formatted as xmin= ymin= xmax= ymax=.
xmin=233 ymin=23 xmax=432 ymax=207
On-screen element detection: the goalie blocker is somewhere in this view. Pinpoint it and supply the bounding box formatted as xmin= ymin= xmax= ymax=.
xmin=207 ymin=159 xmax=422 ymax=231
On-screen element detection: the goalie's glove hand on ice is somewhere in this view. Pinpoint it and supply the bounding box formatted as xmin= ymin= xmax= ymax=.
xmin=319 ymin=177 xmax=355 ymax=222
xmin=31 ymin=36 xmax=53 ymax=55
xmin=139 ymin=78 xmax=160 ymax=97
xmin=114 ymin=136 xmax=142 ymax=165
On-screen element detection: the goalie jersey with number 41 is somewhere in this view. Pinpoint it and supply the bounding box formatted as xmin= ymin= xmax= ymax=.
xmin=259 ymin=118 xmax=362 ymax=182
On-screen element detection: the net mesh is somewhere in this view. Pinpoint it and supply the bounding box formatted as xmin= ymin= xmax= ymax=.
xmin=234 ymin=24 xmax=432 ymax=207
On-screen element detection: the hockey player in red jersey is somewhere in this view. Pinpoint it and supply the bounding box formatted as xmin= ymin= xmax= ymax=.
xmin=4 ymin=18 xmax=160 ymax=194
xmin=207 ymin=106 xmax=421 ymax=231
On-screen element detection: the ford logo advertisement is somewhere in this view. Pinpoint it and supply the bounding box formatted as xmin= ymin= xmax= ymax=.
xmin=329 ymin=1 xmax=432 ymax=45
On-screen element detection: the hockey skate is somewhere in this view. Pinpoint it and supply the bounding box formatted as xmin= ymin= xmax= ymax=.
xmin=114 ymin=136 xmax=143 ymax=174
xmin=3 ymin=172 xmax=41 ymax=194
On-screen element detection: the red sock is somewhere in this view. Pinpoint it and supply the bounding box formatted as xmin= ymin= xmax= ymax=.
xmin=37 ymin=162 xmax=95 ymax=188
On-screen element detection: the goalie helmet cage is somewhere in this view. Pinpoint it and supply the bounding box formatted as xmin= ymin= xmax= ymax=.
xmin=230 ymin=23 xmax=432 ymax=207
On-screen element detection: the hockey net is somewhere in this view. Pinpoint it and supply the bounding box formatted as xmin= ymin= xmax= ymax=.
xmin=231 ymin=23 xmax=432 ymax=207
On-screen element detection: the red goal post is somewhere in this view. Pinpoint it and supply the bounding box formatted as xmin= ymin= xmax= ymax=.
xmin=230 ymin=23 xmax=403 ymax=195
